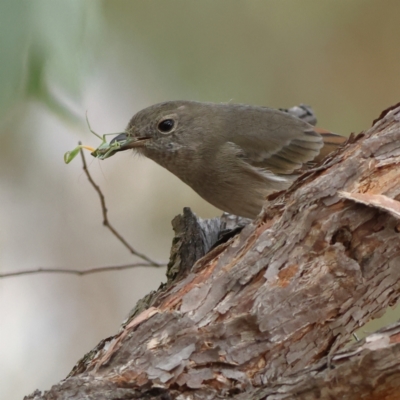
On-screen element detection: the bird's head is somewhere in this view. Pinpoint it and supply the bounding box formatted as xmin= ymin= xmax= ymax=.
xmin=92 ymin=101 xmax=221 ymax=161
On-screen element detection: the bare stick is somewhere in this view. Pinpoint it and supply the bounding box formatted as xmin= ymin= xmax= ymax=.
xmin=78 ymin=143 xmax=162 ymax=266
xmin=0 ymin=263 xmax=165 ymax=278
xmin=0 ymin=143 xmax=166 ymax=279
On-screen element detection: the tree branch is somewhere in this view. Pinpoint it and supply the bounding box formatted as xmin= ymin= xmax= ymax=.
xmin=0 ymin=263 xmax=165 ymax=278
xmin=25 ymin=103 xmax=400 ymax=399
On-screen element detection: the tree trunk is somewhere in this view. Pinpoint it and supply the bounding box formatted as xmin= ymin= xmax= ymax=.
xmin=25 ymin=104 xmax=400 ymax=400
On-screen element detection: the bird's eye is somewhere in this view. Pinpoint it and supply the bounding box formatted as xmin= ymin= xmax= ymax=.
xmin=157 ymin=118 xmax=175 ymax=134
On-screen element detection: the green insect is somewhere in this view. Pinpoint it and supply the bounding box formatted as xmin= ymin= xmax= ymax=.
xmin=64 ymin=114 xmax=125 ymax=164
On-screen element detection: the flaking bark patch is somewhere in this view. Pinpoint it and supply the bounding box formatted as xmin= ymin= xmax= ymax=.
xmin=29 ymin=104 xmax=400 ymax=400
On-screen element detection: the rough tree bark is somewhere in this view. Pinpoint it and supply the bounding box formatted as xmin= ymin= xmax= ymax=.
xmin=26 ymin=104 xmax=400 ymax=400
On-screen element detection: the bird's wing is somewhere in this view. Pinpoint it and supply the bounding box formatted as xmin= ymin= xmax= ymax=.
xmin=231 ymin=127 xmax=324 ymax=174
xmin=228 ymin=108 xmax=345 ymax=175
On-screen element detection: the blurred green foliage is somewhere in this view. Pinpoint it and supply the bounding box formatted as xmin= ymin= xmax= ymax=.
xmin=0 ymin=0 xmax=101 ymax=126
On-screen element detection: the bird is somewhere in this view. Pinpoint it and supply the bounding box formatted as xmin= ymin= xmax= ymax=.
xmin=93 ymin=101 xmax=346 ymax=219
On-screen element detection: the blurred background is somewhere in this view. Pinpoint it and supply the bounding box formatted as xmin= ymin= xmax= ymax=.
xmin=1 ymin=1 xmax=400 ymax=398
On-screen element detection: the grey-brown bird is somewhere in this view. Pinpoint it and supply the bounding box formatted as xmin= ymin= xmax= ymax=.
xmin=93 ymin=101 xmax=346 ymax=219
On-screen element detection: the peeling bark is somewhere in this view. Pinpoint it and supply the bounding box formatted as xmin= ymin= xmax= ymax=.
xmin=25 ymin=323 xmax=400 ymax=400
xmin=26 ymin=104 xmax=400 ymax=399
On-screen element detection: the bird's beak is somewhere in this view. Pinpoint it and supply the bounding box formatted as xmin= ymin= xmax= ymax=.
xmin=91 ymin=133 xmax=151 ymax=160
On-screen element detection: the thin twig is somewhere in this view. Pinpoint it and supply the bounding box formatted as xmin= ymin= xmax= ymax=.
xmin=0 ymin=143 xmax=166 ymax=279
xmin=0 ymin=263 xmax=166 ymax=278
xmin=79 ymin=143 xmax=161 ymax=266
